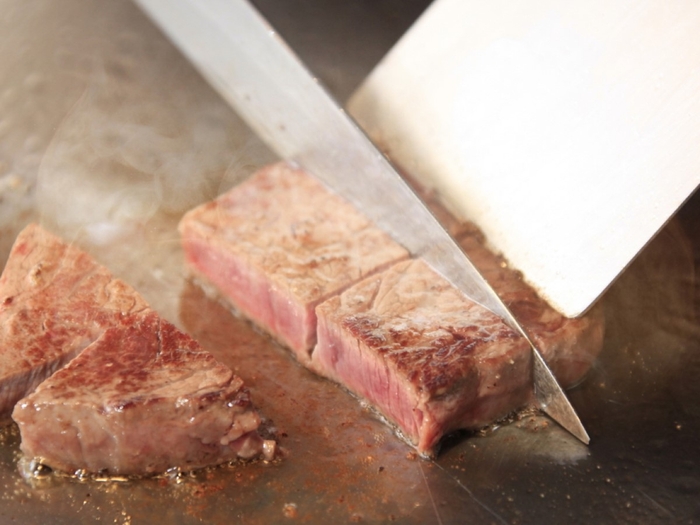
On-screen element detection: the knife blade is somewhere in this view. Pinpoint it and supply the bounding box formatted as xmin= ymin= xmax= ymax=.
xmin=133 ymin=0 xmax=589 ymax=444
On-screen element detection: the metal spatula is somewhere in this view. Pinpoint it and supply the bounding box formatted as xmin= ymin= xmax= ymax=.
xmin=349 ymin=0 xmax=700 ymax=318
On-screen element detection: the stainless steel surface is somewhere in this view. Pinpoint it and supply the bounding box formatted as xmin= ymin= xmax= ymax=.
xmin=348 ymin=0 xmax=700 ymax=320
xmin=0 ymin=0 xmax=698 ymax=523
xmin=531 ymin=347 xmax=588 ymax=444
xmin=133 ymin=0 xmax=586 ymax=443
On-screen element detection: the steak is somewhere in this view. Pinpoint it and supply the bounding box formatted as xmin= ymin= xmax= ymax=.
xmin=12 ymin=311 xmax=271 ymax=476
xmin=180 ymin=163 xmax=604 ymax=455
xmin=456 ymin=229 xmax=604 ymax=389
xmin=311 ymin=259 xmax=532 ymax=454
xmin=1 ymin=224 xmax=273 ymax=474
xmin=0 ymin=224 xmax=149 ymax=420
xmin=312 ymin=257 xmax=603 ymax=455
xmin=178 ymin=162 xmax=408 ymax=362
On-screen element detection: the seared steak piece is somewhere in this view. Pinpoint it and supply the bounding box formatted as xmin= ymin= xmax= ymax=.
xmin=456 ymin=230 xmax=604 ymax=389
xmin=2 ymin=224 xmax=272 ymax=474
xmin=0 ymin=224 xmax=149 ymax=420
xmin=180 ymin=162 xmax=603 ymax=455
xmin=311 ymin=259 xmax=533 ymax=455
xmin=310 ymin=228 xmax=604 ymax=456
xmin=178 ymin=162 xmax=408 ymax=362
xmin=13 ymin=311 xmax=271 ymax=476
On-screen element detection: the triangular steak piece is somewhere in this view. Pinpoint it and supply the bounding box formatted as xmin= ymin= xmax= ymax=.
xmin=0 ymin=224 xmax=149 ymax=420
xmin=13 ymin=311 xmax=270 ymax=476
xmin=178 ymin=162 xmax=409 ymax=362
xmin=1 ymin=224 xmax=273 ymax=475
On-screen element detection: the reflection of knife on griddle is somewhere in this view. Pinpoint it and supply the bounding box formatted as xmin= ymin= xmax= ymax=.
xmin=133 ymin=0 xmax=589 ymax=444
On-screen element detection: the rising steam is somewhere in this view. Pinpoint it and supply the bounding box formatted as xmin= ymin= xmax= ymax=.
xmin=36 ymin=38 xmax=273 ymax=245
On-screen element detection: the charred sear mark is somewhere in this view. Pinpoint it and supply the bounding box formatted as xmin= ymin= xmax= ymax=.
xmin=386 ymin=326 xmax=422 ymax=347
xmin=342 ymin=315 xmax=386 ymax=348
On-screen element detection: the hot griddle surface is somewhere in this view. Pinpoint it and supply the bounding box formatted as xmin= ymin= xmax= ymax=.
xmin=0 ymin=1 xmax=698 ymax=523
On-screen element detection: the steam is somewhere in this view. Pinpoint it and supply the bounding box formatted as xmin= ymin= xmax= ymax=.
xmin=36 ymin=46 xmax=273 ymax=245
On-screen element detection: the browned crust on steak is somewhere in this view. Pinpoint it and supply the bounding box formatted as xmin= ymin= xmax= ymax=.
xmin=2 ymin=224 xmax=271 ymax=474
xmin=311 ymin=259 xmax=532 ymax=453
xmin=0 ymin=224 xmax=149 ymax=418
xmin=12 ymin=311 xmax=264 ymax=476
xmin=333 ymin=261 xmax=524 ymax=396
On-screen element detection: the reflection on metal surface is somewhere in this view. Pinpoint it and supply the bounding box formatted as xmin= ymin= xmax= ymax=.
xmin=532 ymin=349 xmax=590 ymax=444
xmin=0 ymin=0 xmax=699 ymax=523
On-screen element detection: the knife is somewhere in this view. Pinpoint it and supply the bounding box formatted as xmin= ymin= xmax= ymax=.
xmin=133 ymin=0 xmax=589 ymax=444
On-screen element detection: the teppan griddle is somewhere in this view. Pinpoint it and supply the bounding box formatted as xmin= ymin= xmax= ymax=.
xmin=0 ymin=1 xmax=698 ymax=523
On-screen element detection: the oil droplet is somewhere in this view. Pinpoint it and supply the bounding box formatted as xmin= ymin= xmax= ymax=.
xmin=165 ymin=466 xmax=185 ymax=484
xmin=74 ymin=469 xmax=89 ymax=481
